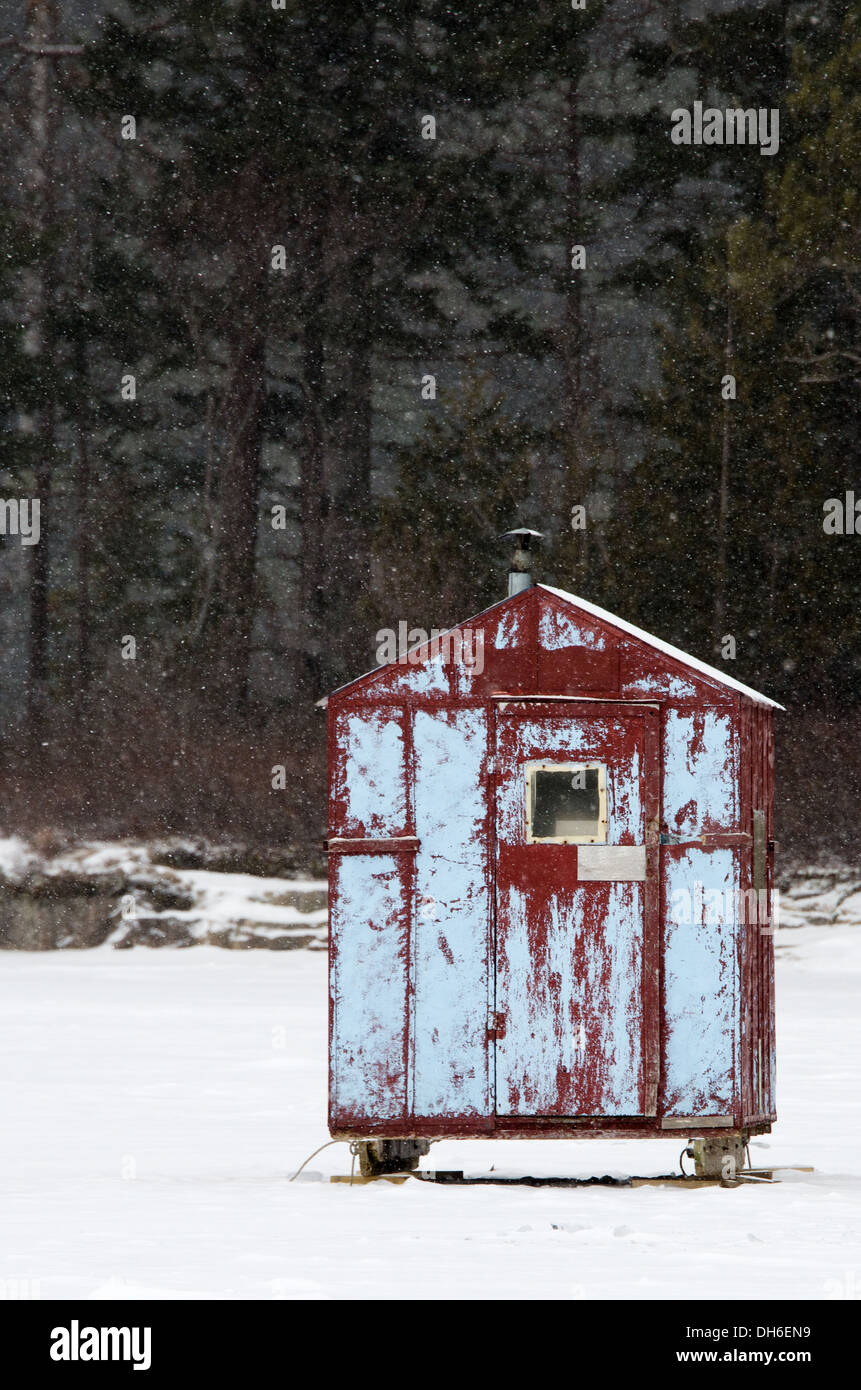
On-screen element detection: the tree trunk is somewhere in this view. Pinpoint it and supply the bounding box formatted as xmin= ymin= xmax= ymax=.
xmin=206 ymin=238 xmax=267 ymax=711
xmin=325 ymin=240 xmax=374 ymax=687
xmin=74 ymin=334 xmax=92 ymax=710
xmin=296 ymin=220 xmax=328 ymax=704
xmin=714 ymin=271 xmax=733 ymax=646
xmin=22 ymin=0 xmax=59 ymax=749
xmin=560 ymin=77 xmax=588 ymax=583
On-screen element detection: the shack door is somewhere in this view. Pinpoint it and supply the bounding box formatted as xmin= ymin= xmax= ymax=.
xmin=493 ymin=702 xmax=660 ymax=1118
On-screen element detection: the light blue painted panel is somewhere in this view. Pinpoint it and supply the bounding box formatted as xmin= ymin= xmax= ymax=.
xmin=664 ymin=847 xmax=738 ymax=1114
xmin=338 ymin=708 xmax=407 ymax=836
xmin=330 ymin=854 xmax=408 ymax=1122
xmin=412 ymin=708 xmax=490 ymax=1116
xmin=663 ymin=710 xmax=736 ymax=836
xmin=497 ymin=882 xmax=643 ymax=1115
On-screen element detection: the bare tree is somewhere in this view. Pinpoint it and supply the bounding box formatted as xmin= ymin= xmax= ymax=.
xmin=19 ymin=0 xmax=60 ymax=747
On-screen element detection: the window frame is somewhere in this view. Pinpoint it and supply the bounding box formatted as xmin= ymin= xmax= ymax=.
xmin=523 ymin=761 xmax=609 ymax=845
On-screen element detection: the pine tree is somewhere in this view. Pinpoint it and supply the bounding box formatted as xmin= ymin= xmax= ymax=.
xmin=70 ymin=0 xmax=599 ymax=705
xmin=606 ymin=6 xmax=860 ymax=705
xmin=374 ymin=375 xmax=538 ymax=638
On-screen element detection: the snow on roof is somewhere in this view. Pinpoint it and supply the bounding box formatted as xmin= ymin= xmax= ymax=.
xmin=538 ymin=584 xmax=784 ymax=709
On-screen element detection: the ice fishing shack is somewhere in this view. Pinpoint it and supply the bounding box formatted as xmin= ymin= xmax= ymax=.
xmin=321 ymin=536 xmax=781 ymax=1178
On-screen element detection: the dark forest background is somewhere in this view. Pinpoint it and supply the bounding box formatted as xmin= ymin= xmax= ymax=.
xmin=0 ymin=0 xmax=857 ymax=867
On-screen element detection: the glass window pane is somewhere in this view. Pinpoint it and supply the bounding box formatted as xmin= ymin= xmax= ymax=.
xmin=527 ymin=764 xmax=607 ymax=843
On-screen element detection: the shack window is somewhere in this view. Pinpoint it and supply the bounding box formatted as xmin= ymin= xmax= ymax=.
xmin=526 ymin=763 xmax=607 ymax=844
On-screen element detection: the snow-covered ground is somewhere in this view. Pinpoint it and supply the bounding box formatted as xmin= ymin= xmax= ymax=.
xmin=1 ymin=924 xmax=860 ymax=1300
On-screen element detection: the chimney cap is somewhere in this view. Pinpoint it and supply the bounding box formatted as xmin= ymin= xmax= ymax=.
xmin=501 ymin=527 xmax=544 ymax=542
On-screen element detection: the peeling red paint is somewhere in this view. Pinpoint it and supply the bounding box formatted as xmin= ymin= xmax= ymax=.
xmin=437 ymin=934 xmax=454 ymax=967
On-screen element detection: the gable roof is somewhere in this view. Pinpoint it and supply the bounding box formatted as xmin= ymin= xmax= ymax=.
xmin=320 ymin=583 xmax=784 ymax=710
xmin=537 ymin=584 xmax=784 ymax=710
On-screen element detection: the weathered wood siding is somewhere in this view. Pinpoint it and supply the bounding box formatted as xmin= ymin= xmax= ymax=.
xmin=663 ymin=846 xmax=738 ymax=1115
xmin=327 ymin=583 xmax=777 ymax=1139
xmin=495 ymin=709 xmax=649 ymax=1117
xmin=329 ymin=853 xmax=410 ymax=1124
xmin=329 ymin=705 xmax=412 ymax=1127
xmin=661 ymin=710 xmax=740 ymax=1117
xmin=412 ymin=708 xmax=491 ymax=1116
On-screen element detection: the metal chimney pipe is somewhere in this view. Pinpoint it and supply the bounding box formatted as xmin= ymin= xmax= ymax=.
xmin=502 ymin=528 xmax=544 ymax=597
